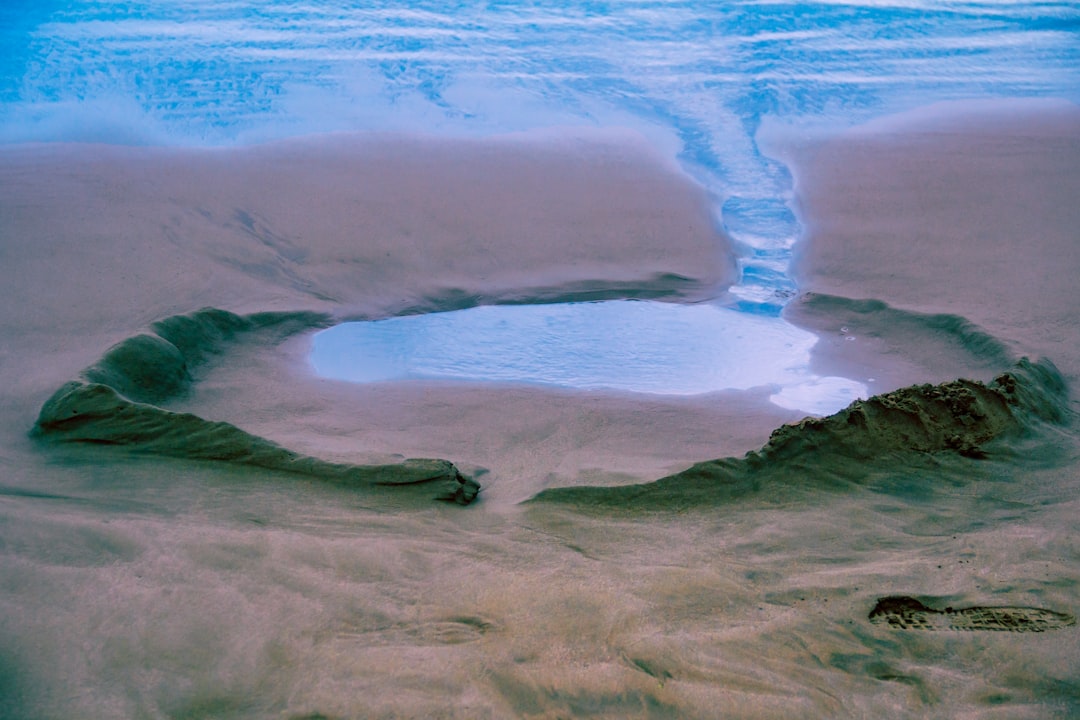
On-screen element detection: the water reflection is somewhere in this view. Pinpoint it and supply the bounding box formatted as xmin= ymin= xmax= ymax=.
xmin=9 ymin=2 xmax=1076 ymax=413
xmin=312 ymin=300 xmax=866 ymax=415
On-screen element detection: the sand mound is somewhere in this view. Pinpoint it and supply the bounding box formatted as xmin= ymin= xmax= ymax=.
xmin=31 ymin=308 xmax=479 ymax=505
xmin=530 ymin=357 xmax=1068 ymax=509
xmin=760 ymin=374 xmax=1015 ymax=462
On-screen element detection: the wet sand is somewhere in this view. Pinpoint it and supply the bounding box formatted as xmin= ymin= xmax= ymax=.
xmin=1 ymin=106 xmax=1078 ymax=718
xmin=777 ymin=99 xmax=1080 ymax=387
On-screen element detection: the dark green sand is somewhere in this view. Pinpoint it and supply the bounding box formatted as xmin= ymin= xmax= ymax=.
xmin=529 ymin=355 xmax=1068 ymax=511
xmin=870 ymin=596 xmax=1076 ymax=632
xmin=31 ymin=308 xmax=479 ymax=505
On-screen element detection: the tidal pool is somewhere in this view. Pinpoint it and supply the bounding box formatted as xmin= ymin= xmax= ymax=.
xmin=311 ymin=299 xmax=867 ymax=416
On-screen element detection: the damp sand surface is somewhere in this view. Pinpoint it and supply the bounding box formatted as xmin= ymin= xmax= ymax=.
xmin=2 ymin=110 xmax=1080 ymax=718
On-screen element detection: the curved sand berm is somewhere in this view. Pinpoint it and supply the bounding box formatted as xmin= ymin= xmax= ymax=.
xmin=3 ymin=129 xmax=732 ymax=507
xmin=29 ymin=305 xmax=1066 ymax=512
xmin=31 ymin=308 xmax=480 ymax=504
xmin=530 ymin=356 xmax=1068 ymax=509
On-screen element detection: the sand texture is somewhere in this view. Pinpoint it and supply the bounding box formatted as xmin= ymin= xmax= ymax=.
xmin=777 ymin=100 xmax=1080 ymax=384
xmin=1 ymin=111 xmax=1079 ymax=719
xmin=870 ymin=596 xmax=1076 ymax=633
xmin=533 ymin=357 xmax=1069 ymax=510
xmin=31 ymin=308 xmax=479 ymax=504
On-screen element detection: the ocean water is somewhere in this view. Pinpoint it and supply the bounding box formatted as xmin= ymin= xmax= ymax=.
xmin=4 ymin=1 xmax=1079 ymax=412
xmin=5 ymin=3 xmax=1077 ymax=158
xmin=3 ymin=4 xmax=1080 ymax=720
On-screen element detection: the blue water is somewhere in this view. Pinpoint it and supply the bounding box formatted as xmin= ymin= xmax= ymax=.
xmin=311 ymin=300 xmax=869 ymax=413
xmin=5 ymin=2 xmax=1078 ymax=412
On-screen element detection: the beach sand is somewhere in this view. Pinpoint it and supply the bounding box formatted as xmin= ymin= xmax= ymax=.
xmin=778 ymin=99 xmax=1080 ymax=388
xmin=1 ymin=107 xmax=1078 ymax=718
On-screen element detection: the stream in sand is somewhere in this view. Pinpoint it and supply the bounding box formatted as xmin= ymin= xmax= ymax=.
xmin=5 ymin=1 xmax=1078 ymax=409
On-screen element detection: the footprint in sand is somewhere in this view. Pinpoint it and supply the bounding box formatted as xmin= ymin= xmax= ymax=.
xmin=869 ymin=596 xmax=1075 ymax=632
xmin=332 ymin=615 xmax=496 ymax=646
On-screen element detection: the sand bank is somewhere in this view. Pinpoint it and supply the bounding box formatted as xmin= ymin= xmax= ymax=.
xmin=523 ymin=101 xmax=1080 ymax=514
xmin=533 ymin=357 xmax=1069 ymax=510
xmin=774 ymin=100 xmax=1080 ymax=387
xmin=1 ymin=129 xmax=752 ymax=505
xmin=1 ymin=109 xmax=1079 ymax=719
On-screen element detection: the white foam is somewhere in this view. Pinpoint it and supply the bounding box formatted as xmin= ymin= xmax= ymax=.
xmin=768 ymin=376 xmax=867 ymax=415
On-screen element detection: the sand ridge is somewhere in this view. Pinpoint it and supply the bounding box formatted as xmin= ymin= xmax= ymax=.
xmin=31 ymin=308 xmax=479 ymax=504
xmin=530 ymin=357 xmax=1069 ymax=510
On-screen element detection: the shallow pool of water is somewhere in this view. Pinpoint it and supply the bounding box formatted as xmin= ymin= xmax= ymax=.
xmin=311 ymin=300 xmax=866 ymax=415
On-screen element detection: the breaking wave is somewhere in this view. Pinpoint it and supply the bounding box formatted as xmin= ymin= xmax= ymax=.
xmin=31 ymin=308 xmax=480 ymax=505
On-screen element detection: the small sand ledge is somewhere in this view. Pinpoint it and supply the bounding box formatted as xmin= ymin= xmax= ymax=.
xmin=31 ymin=307 xmax=480 ymax=505
xmin=530 ymin=357 xmax=1068 ymax=510
xmin=757 ymin=364 xmax=1052 ymax=462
